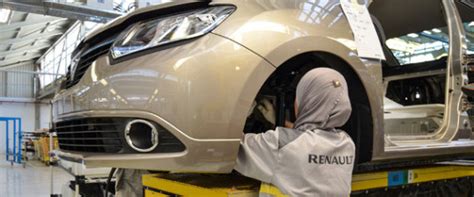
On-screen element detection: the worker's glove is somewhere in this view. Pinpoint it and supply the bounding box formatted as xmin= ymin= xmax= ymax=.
xmin=257 ymin=99 xmax=276 ymax=125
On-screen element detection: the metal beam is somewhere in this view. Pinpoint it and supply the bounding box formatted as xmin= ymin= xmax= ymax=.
xmin=0 ymin=55 xmax=42 ymax=66
xmin=20 ymin=21 xmax=59 ymax=38
xmin=0 ymin=18 xmax=67 ymax=33
xmin=0 ymin=97 xmax=49 ymax=103
xmin=1 ymin=43 xmax=52 ymax=56
xmin=5 ymin=12 xmax=28 ymax=57
xmin=0 ymin=1 xmax=122 ymax=23
xmin=0 ymin=31 xmax=63 ymax=45
xmin=0 ymin=61 xmax=34 ymax=71
xmin=0 ymin=70 xmax=64 ymax=76
xmin=2 ymin=51 xmax=44 ymax=60
xmin=0 ymin=97 xmax=36 ymax=103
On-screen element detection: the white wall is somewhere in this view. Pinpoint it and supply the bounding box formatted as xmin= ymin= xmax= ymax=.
xmin=0 ymin=101 xmax=51 ymax=154
xmin=40 ymin=103 xmax=52 ymax=129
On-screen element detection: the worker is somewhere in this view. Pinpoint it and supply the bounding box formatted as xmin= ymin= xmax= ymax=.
xmin=235 ymin=68 xmax=355 ymax=197
xmin=114 ymin=168 xmax=149 ymax=197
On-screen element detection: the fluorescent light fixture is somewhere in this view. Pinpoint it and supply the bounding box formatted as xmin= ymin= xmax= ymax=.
xmin=0 ymin=8 xmax=11 ymax=23
xmin=432 ymin=28 xmax=442 ymax=33
xmin=407 ymin=33 xmax=419 ymax=38
xmin=422 ymin=30 xmax=432 ymax=35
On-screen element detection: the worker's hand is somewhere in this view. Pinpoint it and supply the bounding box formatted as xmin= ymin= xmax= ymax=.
xmin=257 ymin=99 xmax=276 ymax=125
xmin=285 ymin=120 xmax=294 ymax=128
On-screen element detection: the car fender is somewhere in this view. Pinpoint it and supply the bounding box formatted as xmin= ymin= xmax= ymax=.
xmin=212 ymin=4 xmax=385 ymax=159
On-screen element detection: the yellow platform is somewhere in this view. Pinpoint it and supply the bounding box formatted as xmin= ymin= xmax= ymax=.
xmin=143 ymin=164 xmax=474 ymax=197
xmin=143 ymin=173 xmax=261 ymax=197
xmin=352 ymin=164 xmax=474 ymax=191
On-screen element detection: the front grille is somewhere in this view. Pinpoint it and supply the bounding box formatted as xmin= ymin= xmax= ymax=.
xmin=53 ymin=117 xmax=186 ymax=154
xmin=64 ymin=37 xmax=116 ymax=89
xmin=54 ymin=118 xmax=124 ymax=153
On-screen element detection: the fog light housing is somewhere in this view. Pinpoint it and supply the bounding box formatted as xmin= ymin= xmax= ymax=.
xmin=124 ymin=119 xmax=159 ymax=152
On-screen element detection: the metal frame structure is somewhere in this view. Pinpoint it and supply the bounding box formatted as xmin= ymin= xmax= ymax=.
xmin=142 ymin=162 xmax=474 ymax=197
xmin=36 ymin=21 xmax=90 ymax=99
xmin=0 ymin=12 xmax=74 ymax=69
xmin=1 ymin=117 xmax=22 ymax=165
xmin=0 ymin=1 xmax=121 ymax=23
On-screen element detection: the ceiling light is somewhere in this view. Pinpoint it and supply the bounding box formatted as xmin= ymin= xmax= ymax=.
xmin=432 ymin=28 xmax=442 ymax=33
xmin=407 ymin=33 xmax=419 ymax=38
xmin=422 ymin=30 xmax=432 ymax=35
xmin=0 ymin=8 xmax=11 ymax=23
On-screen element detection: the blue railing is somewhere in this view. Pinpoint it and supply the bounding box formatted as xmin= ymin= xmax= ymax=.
xmin=1 ymin=117 xmax=22 ymax=164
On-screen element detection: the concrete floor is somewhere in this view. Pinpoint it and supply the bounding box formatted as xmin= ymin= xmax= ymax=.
xmin=0 ymin=157 xmax=72 ymax=197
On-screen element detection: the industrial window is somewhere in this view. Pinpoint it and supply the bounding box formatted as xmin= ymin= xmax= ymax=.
xmin=465 ymin=21 xmax=474 ymax=54
xmin=386 ymin=28 xmax=449 ymax=65
xmin=38 ymin=21 xmax=102 ymax=89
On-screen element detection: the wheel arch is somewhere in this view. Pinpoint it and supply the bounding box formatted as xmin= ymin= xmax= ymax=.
xmin=269 ymin=51 xmax=376 ymax=164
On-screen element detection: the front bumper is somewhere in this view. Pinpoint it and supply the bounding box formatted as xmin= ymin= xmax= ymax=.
xmin=51 ymin=33 xmax=275 ymax=172
xmin=55 ymin=110 xmax=240 ymax=172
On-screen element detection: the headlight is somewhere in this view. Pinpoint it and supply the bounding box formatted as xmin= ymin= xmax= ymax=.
xmin=111 ymin=6 xmax=235 ymax=59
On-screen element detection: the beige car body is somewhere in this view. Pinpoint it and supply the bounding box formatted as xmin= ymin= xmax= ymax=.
xmin=52 ymin=0 xmax=474 ymax=172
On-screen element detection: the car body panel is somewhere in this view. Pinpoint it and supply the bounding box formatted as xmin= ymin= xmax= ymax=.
xmin=53 ymin=33 xmax=274 ymax=172
xmin=211 ymin=0 xmax=386 ymax=159
xmin=380 ymin=0 xmax=474 ymax=159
